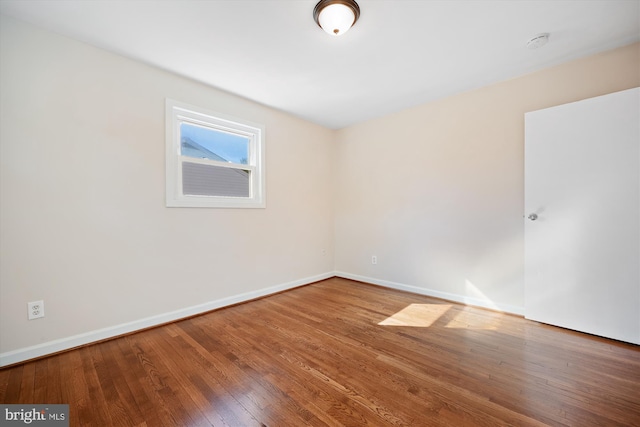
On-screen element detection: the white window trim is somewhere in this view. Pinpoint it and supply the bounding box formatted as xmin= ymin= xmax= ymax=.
xmin=166 ymin=99 xmax=265 ymax=208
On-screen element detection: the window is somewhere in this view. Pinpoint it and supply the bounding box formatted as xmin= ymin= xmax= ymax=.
xmin=166 ymin=99 xmax=265 ymax=208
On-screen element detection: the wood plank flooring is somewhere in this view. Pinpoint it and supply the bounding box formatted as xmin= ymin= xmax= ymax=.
xmin=1 ymin=277 xmax=639 ymax=426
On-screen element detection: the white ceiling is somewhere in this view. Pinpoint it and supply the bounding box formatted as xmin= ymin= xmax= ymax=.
xmin=1 ymin=0 xmax=638 ymax=129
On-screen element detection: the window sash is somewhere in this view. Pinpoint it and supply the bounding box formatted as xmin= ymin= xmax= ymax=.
xmin=177 ymin=157 xmax=255 ymax=199
xmin=181 ymin=161 xmax=251 ymax=198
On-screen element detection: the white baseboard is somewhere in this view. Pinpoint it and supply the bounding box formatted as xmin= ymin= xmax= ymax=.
xmin=335 ymin=271 xmax=524 ymax=316
xmin=0 ymin=271 xmax=524 ymax=367
xmin=0 ymin=272 xmax=334 ymax=367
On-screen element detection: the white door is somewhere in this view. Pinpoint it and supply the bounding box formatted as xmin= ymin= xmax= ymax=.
xmin=524 ymin=88 xmax=639 ymax=345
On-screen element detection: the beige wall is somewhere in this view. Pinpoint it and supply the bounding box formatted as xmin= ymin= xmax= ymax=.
xmin=2 ymin=12 xmax=638 ymax=364
xmin=334 ymin=42 xmax=640 ymax=312
xmin=0 ymin=15 xmax=335 ymax=361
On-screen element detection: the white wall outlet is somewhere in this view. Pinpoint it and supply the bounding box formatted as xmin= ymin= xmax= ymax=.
xmin=372 ymin=255 xmax=377 ymax=265
xmin=28 ymin=300 xmax=45 ymax=320
xmin=321 ymin=248 xmax=326 ymax=256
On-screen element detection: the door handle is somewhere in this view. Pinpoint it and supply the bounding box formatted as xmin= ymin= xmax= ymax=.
xmin=528 ymin=213 xmax=538 ymax=221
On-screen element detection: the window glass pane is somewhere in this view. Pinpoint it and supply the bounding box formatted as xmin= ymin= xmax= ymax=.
xmin=180 ymin=122 xmax=249 ymax=165
xmin=182 ymin=162 xmax=250 ymax=197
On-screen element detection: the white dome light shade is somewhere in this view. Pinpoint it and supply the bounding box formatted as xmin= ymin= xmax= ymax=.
xmin=313 ymin=0 xmax=360 ymax=36
xmin=319 ymin=4 xmax=355 ymax=35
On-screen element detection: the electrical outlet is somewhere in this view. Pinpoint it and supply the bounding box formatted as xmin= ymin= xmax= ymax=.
xmin=372 ymin=255 xmax=377 ymax=265
xmin=321 ymin=248 xmax=326 ymax=256
xmin=28 ymin=300 xmax=44 ymax=320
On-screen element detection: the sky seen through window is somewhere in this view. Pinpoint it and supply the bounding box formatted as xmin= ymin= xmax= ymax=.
xmin=180 ymin=122 xmax=249 ymax=165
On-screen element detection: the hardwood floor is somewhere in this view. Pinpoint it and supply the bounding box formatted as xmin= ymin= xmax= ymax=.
xmin=1 ymin=277 xmax=639 ymax=426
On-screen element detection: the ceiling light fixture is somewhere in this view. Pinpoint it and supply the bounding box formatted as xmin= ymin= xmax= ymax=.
xmin=313 ymin=0 xmax=360 ymax=36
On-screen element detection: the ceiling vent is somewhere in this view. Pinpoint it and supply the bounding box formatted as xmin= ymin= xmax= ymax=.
xmin=527 ymin=33 xmax=550 ymax=49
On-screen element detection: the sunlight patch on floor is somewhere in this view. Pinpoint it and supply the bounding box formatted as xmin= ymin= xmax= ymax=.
xmin=444 ymin=311 xmax=499 ymax=330
xmin=377 ymin=280 xmax=504 ymax=329
xmin=378 ymin=304 xmax=452 ymax=327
